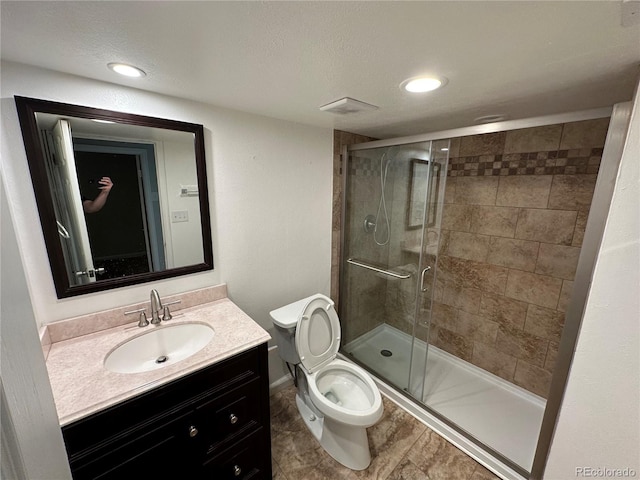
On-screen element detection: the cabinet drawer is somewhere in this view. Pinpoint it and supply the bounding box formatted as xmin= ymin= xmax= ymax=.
xmin=202 ymin=428 xmax=270 ymax=480
xmin=194 ymin=377 xmax=263 ymax=457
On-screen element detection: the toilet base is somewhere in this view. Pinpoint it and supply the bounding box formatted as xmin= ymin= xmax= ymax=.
xmin=295 ymin=393 xmax=324 ymax=442
xmin=295 ymin=393 xmax=372 ymax=471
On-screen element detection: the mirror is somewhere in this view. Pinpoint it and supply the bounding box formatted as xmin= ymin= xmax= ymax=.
xmin=15 ymin=96 xmax=213 ymax=298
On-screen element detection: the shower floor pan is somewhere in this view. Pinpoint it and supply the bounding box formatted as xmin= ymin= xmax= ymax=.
xmin=344 ymin=324 xmax=545 ymax=472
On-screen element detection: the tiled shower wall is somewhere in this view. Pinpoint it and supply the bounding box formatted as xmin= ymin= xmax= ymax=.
xmin=332 ymin=117 xmax=609 ymax=399
xmin=331 ymin=131 xmax=377 ymax=309
xmin=429 ymin=118 xmax=609 ymax=398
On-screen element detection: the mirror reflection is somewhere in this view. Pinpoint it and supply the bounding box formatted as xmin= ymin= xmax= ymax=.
xmin=16 ymin=97 xmax=213 ymax=298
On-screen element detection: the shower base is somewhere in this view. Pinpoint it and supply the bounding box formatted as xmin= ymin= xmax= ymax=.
xmin=343 ymin=324 xmax=545 ymax=475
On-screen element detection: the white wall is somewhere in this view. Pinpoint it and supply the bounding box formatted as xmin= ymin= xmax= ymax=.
xmin=160 ymin=136 xmax=204 ymax=268
xmin=1 ymin=61 xmax=333 ymax=383
xmin=544 ymin=85 xmax=640 ymax=476
xmin=0 ymin=179 xmax=72 ymax=479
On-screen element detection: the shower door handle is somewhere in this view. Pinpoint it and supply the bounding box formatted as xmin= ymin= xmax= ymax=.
xmin=420 ymin=266 xmax=431 ymax=292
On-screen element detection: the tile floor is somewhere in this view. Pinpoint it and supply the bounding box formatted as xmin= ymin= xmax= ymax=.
xmin=270 ymin=385 xmax=501 ymax=480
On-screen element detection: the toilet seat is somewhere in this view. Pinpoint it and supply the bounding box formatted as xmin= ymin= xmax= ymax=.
xmin=295 ymin=295 xmax=341 ymax=374
xmin=306 ymin=358 xmax=383 ymax=427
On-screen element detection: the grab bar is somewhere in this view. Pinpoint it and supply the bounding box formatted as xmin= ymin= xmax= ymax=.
xmin=347 ymin=258 xmax=412 ymax=279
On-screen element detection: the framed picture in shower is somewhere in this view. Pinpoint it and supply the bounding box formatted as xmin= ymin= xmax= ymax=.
xmin=406 ymin=159 xmax=439 ymax=230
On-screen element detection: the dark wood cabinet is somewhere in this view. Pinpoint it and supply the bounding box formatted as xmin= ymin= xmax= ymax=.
xmin=62 ymin=343 xmax=271 ymax=479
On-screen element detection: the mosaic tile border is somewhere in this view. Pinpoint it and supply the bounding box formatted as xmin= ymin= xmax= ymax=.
xmin=448 ymin=148 xmax=603 ymax=177
xmin=349 ymin=156 xmax=380 ymax=177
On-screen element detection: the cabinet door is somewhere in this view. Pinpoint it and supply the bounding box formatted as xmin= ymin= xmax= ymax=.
xmin=71 ymin=412 xmax=198 ymax=480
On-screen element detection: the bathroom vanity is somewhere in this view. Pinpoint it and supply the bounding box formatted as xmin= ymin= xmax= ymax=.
xmin=43 ymin=286 xmax=272 ymax=479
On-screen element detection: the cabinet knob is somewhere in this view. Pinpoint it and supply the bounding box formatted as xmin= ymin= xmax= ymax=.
xmin=229 ymin=413 xmax=238 ymax=425
xmin=233 ymin=465 xmax=242 ymax=477
xmin=188 ymin=425 xmax=198 ymax=437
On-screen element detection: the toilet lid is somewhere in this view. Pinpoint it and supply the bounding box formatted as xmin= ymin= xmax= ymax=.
xmin=295 ymin=295 xmax=341 ymax=374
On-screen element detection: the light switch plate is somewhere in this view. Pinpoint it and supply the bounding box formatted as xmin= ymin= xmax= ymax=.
xmin=171 ymin=210 xmax=189 ymax=223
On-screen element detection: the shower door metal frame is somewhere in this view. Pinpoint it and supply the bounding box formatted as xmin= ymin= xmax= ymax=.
xmin=338 ymin=103 xmax=631 ymax=480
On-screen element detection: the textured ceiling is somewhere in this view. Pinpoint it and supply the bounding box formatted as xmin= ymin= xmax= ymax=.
xmin=2 ymin=1 xmax=639 ymax=138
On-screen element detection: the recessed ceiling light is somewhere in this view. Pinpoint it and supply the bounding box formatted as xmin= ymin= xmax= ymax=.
xmin=440 ymin=147 xmax=449 ymax=152
xmin=107 ymin=63 xmax=146 ymax=78
xmin=474 ymin=114 xmax=509 ymax=124
xmin=401 ymin=76 xmax=447 ymax=93
xmin=92 ymin=119 xmax=115 ymax=124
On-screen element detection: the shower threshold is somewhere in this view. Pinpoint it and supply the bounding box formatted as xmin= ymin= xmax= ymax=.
xmin=343 ymin=324 xmax=545 ymax=477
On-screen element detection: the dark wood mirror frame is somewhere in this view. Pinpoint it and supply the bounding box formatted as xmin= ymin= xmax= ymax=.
xmin=14 ymin=96 xmax=214 ymax=298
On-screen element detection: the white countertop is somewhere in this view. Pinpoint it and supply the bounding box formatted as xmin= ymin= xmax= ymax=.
xmin=45 ymin=297 xmax=271 ymax=426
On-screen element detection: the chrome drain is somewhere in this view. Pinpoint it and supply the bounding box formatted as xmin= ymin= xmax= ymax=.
xmin=380 ymin=349 xmax=393 ymax=357
xmin=155 ymin=355 xmax=168 ymax=364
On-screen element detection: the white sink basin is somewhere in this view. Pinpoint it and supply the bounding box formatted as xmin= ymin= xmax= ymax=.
xmin=104 ymin=323 xmax=214 ymax=374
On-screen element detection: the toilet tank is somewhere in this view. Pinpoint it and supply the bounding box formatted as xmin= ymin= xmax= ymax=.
xmin=269 ymin=296 xmax=316 ymax=365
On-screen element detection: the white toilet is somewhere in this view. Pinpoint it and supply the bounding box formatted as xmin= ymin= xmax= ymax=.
xmin=270 ymin=293 xmax=383 ymax=470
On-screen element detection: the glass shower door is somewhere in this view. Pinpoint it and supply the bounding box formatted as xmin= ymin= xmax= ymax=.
xmin=340 ymin=140 xmax=449 ymax=398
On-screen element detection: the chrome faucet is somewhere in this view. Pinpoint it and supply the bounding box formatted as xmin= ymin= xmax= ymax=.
xmin=150 ymin=289 xmax=163 ymax=325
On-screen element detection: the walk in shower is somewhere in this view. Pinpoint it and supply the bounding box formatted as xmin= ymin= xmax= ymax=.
xmin=338 ymin=113 xmax=616 ymax=478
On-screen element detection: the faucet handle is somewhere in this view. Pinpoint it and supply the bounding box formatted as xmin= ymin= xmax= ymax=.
xmin=162 ymin=300 xmax=181 ymax=321
xmin=124 ymin=308 xmax=149 ymax=327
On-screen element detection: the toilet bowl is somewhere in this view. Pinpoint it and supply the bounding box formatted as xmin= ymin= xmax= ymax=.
xmin=270 ymin=294 xmax=383 ymax=470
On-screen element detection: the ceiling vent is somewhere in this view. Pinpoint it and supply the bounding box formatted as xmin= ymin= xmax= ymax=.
xmin=319 ymin=97 xmax=379 ymax=115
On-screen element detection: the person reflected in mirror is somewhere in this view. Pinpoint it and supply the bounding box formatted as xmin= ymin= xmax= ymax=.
xmin=83 ymin=176 xmax=113 ymax=213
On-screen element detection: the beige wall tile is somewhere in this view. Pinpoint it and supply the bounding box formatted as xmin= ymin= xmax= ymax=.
xmin=442 ymin=285 xmax=482 ymax=314
xmin=469 ymin=206 xmax=519 ymax=238
xmin=454 ymin=311 xmax=499 ymax=344
xmin=471 ymin=341 xmax=518 ymax=381
xmin=535 ymin=243 xmax=581 ymax=280
xmin=495 ymin=175 xmax=552 ymax=208
xmin=442 ymin=204 xmax=473 ymax=231
xmin=544 ymin=340 xmax=560 ymax=372
xmin=459 ymin=132 xmax=506 ymax=156
xmin=414 ymin=322 xmax=430 ymax=343
xmin=438 ymin=256 xmax=508 ymax=295
xmin=524 ymin=304 xmax=565 ymax=341
xmin=432 ymin=277 xmax=445 ymax=303
xmin=487 ymin=237 xmax=539 ymax=272
xmin=444 ymin=176 xmax=457 ymax=204
xmin=572 ymin=210 xmax=589 ymax=247
xmin=495 ymin=325 xmax=549 ymax=367
xmin=503 ymin=124 xmax=562 ymax=153
xmin=556 ymin=280 xmax=574 ymax=312
xmin=453 ymin=176 xmax=499 ymax=205
xmin=560 ymin=118 xmax=610 ymax=149
xmin=432 ymin=326 xmax=473 ymax=361
xmin=448 ymin=137 xmax=461 ymax=158
xmin=548 ymin=175 xmax=597 ymax=211
xmin=515 ymin=209 xmax=577 ymax=245
xmin=514 ymin=361 xmax=552 ymax=398
xmin=431 ymin=301 xmax=458 ymax=326
xmin=479 ymin=292 xmax=528 ymax=329
xmin=446 ymin=231 xmax=491 ymax=262
xmin=505 ymin=270 xmax=562 ymax=309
